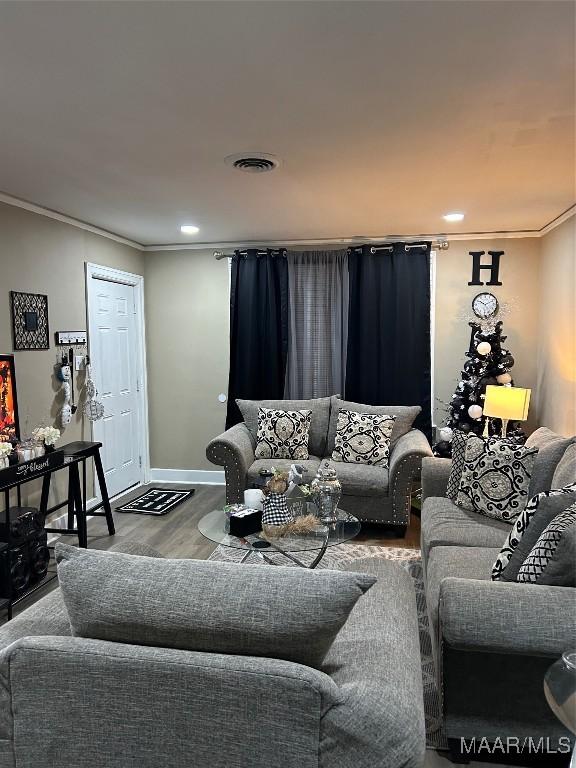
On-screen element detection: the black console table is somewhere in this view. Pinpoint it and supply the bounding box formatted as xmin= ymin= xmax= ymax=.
xmin=0 ymin=441 xmax=114 ymax=619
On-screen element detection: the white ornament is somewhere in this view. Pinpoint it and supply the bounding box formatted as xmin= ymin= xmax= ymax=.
xmin=439 ymin=427 xmax=454 ymax=442
xmin=497 ymin=373 xmax=512 ymax=384
xmin=468 ymin=404 xmax=483 ymax=419
xmin=476 ymin=341 xmax=492 ymax=356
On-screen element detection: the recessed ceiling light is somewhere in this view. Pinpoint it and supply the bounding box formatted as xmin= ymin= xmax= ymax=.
xmin=443 ymin=212 xmax=465 ymax=222
xmin=180 ymin=224 xmax=200 ymax=235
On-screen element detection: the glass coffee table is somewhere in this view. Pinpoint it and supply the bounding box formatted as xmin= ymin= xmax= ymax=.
xmin=198 ymin=507 xmax=361 ymax=569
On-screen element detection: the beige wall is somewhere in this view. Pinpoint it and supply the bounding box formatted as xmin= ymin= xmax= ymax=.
xmin=434 ymin=237 xmax=542 ymax=433
xmin=534 ymin=216 xmax=576 ymax=436
xmin=144 ymin=249 xmax=230 ymax=470
xmin=0 ymin=201 xmax=144 ymax=504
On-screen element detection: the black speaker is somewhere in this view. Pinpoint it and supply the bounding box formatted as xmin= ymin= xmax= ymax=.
xmin=0 ymin=506 xmax=45 ymax=545
xmin=0 ymin=542 xmax=30 ymax=599
xmin=28 ymin=532 xmax=50 ymax=583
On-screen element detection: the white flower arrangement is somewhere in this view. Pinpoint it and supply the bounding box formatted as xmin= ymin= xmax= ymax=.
xmin=0 ymin=442 xmax=12 ymax=458
xmin=33 ymin=425 xmax=61 ymax=446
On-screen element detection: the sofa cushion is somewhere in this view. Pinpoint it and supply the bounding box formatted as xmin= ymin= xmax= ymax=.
xmin=248 ymin=456 xmax=321 ymax=486
xmin=426 ymin=545 xmax=497 ymax=657
xmin=327 ymin=397 xmax=421 ymax=453
xmin=331 ymin=460 xmax=389 ymax=497
xmin=525 ymin=427 xmax=574 ymax=495
xmin=491 ymin=485 xmax=576 ymax=582
xmin=254 ymin=407 xmax=312 ymax=460
xmin=56 ymin=543 xmax=375 ymax=668
xmin=237 ymin=397 xmax=331 ymax=457
xmin=421 ymin=497 xmax=510 ymax=564
xmin=552 ymin=442 xmax=576 ymax=488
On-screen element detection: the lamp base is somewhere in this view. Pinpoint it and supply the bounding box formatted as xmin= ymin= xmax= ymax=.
xmin=483 ymin=417 xmax=491 ymax=438
xmin=500 ymin=418 xmax=509 ymax=439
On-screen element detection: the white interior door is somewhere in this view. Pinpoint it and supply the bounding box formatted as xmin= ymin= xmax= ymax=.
xmin=88 ymin=276 xmax=143 ymax=498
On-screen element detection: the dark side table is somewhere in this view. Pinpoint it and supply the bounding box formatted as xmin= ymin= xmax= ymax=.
xmin=41 ymin=441 xmax=115 ymax=548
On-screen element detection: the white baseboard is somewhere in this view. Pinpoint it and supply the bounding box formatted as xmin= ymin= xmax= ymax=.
xmin=149 ymin=468 xmax=225 ymax=485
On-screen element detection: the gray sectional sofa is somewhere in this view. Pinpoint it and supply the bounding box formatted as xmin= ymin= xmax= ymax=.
xmin=207 ymin=395 xmax=432 ymax=531
xmin=420 ymin=427 xmax=576 ymax=763
xmin=0 ymin=542 xmax=426 ymax=768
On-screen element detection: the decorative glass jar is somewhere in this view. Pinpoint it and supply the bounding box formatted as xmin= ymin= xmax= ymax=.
xmin=311 ymin=461 xmax=342 ymax=524
xmin=544 ymin=651 xmax=576 ymax=768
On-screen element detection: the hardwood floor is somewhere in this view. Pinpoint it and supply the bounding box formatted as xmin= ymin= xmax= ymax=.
xmin=10 ymin=483 xmax=421 ymax=619
xmin=51 ymin=482 xmax=422 ymax=556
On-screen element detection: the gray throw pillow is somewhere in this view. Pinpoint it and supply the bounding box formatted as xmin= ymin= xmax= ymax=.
xmin=552 ymin=442 xmax=576 ymax=488
xmin=537 ymin=525 xmax=576 ymax=586
xmin=456 ymin=435 xmax=538 ymax=522
xmin=327 ymin=396 xmax=421 ymax=453
xmin=524 ymin=427 xmax=574 ymax=496
xmin=517 ymin=503 xmax=576 ymax=585
xmin=491 ymin=485 xmax=576 ymax=581
xmin=446 ymin=430 xmax=468 ymax=501
xmin=55 ymin=543 xmax=376 ymax=668
xmin=237 ymin=396 xmax=331 ymax=457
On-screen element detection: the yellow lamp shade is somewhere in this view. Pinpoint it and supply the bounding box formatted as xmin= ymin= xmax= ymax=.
xmin=483 ymin=385 xmax=531 ymax=421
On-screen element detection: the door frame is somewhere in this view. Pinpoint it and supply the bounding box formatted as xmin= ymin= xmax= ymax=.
xmin=85 ymin=262 xmax=150 ymax=502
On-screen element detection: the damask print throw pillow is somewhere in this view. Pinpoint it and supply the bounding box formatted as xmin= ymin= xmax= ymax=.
xmin=517 ymin=503 xmax=576 ymax=585
xmin=255 ymin=408 xmax=312 ymax=460
xmin=491 ymin=484 xmax=576 ymax=581
xmin=446 ymin=430 xmax=468 ymax=500
xmin=455 ymin=435 xmax=538 ymax=522
xmin=331 ymin=410 xmax=395 ymax=467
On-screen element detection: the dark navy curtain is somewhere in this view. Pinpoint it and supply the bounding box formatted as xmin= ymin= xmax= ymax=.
xmin=345 ymin=243 xmax=432 ymax=441
xmin=226 ymin=250 xmax=289 ymax=428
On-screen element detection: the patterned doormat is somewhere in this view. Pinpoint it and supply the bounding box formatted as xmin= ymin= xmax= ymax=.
xmin=116 ymin=488 xmax=195 ymax=516
xmin=208 ymin=542 xmax=446 ymax=750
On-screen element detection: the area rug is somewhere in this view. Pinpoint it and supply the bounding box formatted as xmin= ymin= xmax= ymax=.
xmin=116 ymin=488 xmax=195 ymax=515
xmin=208 ymin=542 xmax=446 ymax=750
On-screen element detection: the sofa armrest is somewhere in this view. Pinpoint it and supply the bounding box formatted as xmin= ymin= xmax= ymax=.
xmin=439 ymin=577 xmax=576 ymax=656
xmin=206 ymin=423 xmax=255 ymax=504
xmin=421 ymin=457 xmax=452 ymax=503
xmin=388 ymin=430 xmax=433 ymax=525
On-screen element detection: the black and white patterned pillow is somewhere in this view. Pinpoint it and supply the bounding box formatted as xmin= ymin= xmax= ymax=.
xmin=456 ymin=435 xmax=538 ymax=522
xmin=331 ymin=410 xmax=395 ymax=467
xmin=255 ymin=408 xmax=312 ymax=460
xmin=491 ymin=484 xmax=576 ymax=580
xmin=517 ymin=503 xmax=576 ymax=583
xmin=446 ymin=430 xmax=468 ymax=500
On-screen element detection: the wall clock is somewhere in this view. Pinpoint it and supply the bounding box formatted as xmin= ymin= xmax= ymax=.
xmin=472 ymin=292 xmax=499 ymax=319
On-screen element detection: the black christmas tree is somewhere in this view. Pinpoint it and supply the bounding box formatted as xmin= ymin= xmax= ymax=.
xmin=434 ymin=319 xmax=524 ymax=457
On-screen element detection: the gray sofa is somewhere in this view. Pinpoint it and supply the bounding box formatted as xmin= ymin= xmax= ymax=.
xmin=420 ymin=427 xmax=576 ymax=763
xmin=0 ymin=542 xmax=426 ymax=768
xmin=207 ymin=395 xmax=432 ymax=532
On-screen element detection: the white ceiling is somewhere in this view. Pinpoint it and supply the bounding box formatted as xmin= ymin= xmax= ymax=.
xmin=0 ymin=0 xmax=574 ymax=247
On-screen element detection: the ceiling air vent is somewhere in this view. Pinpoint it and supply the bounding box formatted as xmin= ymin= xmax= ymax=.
xmin=224 ymin=153 xmax=280 ymax=173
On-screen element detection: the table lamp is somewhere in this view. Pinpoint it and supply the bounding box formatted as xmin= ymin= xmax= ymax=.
xmin=483 ymin=385 xmax=531 ymax=438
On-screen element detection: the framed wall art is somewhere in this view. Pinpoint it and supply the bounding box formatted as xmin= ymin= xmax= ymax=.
xmin=0 ymin=354 xmax=20 ymax=441
xmin=10 ymin=291 xmax=50 ymax=350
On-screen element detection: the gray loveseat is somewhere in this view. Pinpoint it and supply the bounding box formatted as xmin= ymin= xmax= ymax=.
xmin=207 ymin=395 xmax=432 ymax=532
xmin=420 ymin=427 xmax=576 ymax=763
xmin=0 ymin=541 xmax=426 ymax=768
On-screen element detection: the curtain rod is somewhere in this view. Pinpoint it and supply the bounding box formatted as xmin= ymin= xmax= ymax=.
xmin=214 ymin=240 xmax=449 ymax=259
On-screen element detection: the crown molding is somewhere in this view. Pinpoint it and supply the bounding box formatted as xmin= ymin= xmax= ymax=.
xmin=142 ymin=229 xmax=544 ymax=252
xmin=0 ymin=189 xmax=572 ymax=252
xmin=539 ymin=204 xmax=576 ymax=235
xmin=0 ymin=192 xmax=143 ymax=250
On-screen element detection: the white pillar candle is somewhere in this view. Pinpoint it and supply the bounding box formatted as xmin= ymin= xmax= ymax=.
xmin=244 ymin=488 xmax=264 ymax=510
